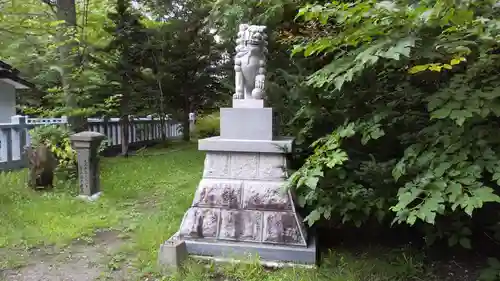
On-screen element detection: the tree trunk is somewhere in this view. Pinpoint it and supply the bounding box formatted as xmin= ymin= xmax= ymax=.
xmin=55 ymin=0 xmax=83 ymax=131
xmin=156 ymin=75 xmax=167 ymax=141
xmin=120 ymin=115 xmax=130 ymax=156
xmin=182 ymin=112 xmax=191 ymax=142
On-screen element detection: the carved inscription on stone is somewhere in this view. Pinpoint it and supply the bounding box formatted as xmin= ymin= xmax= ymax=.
xmin=203 ymin=152 xmax=230 ymax=178
xmin=79 ymin=158 xmax=90 ymax=195
xmin=242 ymin=181 xmax=292 ymax=211
xmin=230 ymin=152 xmax=258 ymax=179
xmin=193 ymin=179 xmax=242 ymax=209
xmin=258 ymin=154 xmax=286 ymax=180
xmin=179 ymin=207 xmax=219 ymax=239
xmin=219 ymin=210 xmax=262 ymax=242
xmin=262 ymin=212 xmax=306 ymax=246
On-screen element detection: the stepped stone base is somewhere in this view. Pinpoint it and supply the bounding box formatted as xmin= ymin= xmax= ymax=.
xmin=169 ymin=232 xmax=317 ymax=264
xmin=165 ymin=137 xmax=316 ymax=265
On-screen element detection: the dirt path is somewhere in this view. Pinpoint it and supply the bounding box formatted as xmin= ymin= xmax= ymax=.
xmin=0 ymin=230 xmax=131 ymax=281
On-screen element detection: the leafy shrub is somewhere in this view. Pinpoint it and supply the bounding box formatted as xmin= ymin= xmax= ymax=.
xmin=30 ymin=125 xmax=78 ymax=180
xmin=29 ymin=125 xmax=108 ymax=180
xmin=285 ymin=0 xmax=500 ymax=249
xmin=193 ymin=112 xmax=220 ymax=138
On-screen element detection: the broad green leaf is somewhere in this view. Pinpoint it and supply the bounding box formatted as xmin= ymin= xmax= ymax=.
xmin=305 ymin=176 xmax=319 ymax=189
xmin=459 ymin=237 xmax=471 ymax=249
xmin=433 ymin=162 xmax=452 ymax=177
xmin=448 ymin=234 xmax=458 ymax=246
xmin=429 ymin=64 xmax=443 ymax=72
xmin=447 ymin=182 xmax=463 ymax=202
xmin=306 ymin=210 xmax=321 ymax=226
xmin=407 ymin=214 xmax=417 ymax=225
xmin=431 ymin=107 xmax=452 ymax=119
xmin=472 ymin=187 xmax=500 ymax=203
xmin=392 ymin=161 xmax=406 ymax=181
xmin=408 ymin=64 xmax=430 ymax=74
xmin=487 ymin=257 xmax=500 ymax=268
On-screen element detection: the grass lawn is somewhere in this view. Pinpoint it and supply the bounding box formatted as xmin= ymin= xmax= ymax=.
xmin=0 ymin=142 xmax=441 ymax=281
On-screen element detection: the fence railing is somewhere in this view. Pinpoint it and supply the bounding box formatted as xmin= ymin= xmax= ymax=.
xmin=0 ymin=115 xmax=183 ymax=171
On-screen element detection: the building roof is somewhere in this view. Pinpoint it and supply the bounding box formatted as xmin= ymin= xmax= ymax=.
xmin=0 ymin=60 xmax=34 ymax=89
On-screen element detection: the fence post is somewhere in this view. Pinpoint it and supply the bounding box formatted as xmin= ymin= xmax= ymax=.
xmin=189 ymin=112 xmax=196 ymax=134
xmin=102 ymin=116 xmax=110 ymax=146
xmin=128 ymin=115 xmax=135 ymax=144
xmin=10 ymin=115 xmax=27 ymax=163
xmin=146 ymin=115 xmax=153 ymax=141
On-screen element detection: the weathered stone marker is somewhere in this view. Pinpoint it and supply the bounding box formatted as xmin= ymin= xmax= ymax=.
xmin=160 ymin=23 xmax=316 ymax=267
xmin=70 ymin=131 xmax=106 ymax=201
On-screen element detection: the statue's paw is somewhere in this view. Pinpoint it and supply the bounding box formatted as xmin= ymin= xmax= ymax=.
xmin=251 ymin=89 xmax=264 ymax=99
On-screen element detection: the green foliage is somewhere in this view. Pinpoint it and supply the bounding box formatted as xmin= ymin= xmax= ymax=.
xmin=283 ymin=0 xmax=500 ymax=249
xmin=480 ymin=258 xmax=500 ymax=281
xmin=287 ymin=120 xmax=390 ymax=227
xmin=29 ymin=125 xmax=78 ymax=179
xmin=193 ymin=112 xmax=220 ymax=139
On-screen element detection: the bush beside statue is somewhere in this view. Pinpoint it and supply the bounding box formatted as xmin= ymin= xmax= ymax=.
xmin=26 ymin=125 xmax=107 ymax=190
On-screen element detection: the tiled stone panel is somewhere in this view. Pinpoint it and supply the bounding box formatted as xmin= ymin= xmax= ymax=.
xmin=242 ymin=181 xmax=292 ymax=211
xmin=202 ymin=152 xmax=288 ymax=180
xmin=179 ymin=207 xmax=219 ymax=239
xmin=203 ymin=153 xmax=230 ymax=178
xmin=218 ymin=210 xmax=263 ymax=242
xmin=192 ymin=179 xmax=242 ymax=209
xmin=181 ymin=150 xmax=309 ymax=248
xmin=262 ymin=212 xmax=306 ymax=246
xmin=230 ymin=153 xmax=259 ymax=179
xmin=258 ymin=154 xmax=286 ymax=180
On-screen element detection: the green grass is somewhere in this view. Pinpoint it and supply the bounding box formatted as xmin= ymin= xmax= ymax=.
xmin=0 ymin=142 xmax=435 ymax=280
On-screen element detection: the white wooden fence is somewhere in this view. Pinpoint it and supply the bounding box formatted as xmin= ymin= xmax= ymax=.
xmin=0 ymin=115 xmax=183 ymax=170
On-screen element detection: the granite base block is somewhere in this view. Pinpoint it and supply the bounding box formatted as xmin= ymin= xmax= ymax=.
xmin=198 ymin=136 xmax=294 ymax=153
xmin=220 ymin=108 xmax=275 ymax=140
xmin=182 ymin=236 xmax=317 ymax=265
xmin=232 ymin=99 xmax=264 ymax=108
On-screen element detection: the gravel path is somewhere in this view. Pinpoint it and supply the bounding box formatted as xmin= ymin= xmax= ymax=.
xmin=1 ymin=230 xmax=130 ymax=281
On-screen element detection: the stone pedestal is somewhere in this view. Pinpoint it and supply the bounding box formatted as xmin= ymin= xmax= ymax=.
xmin=158 ymin=240 xmax=188 ymax=271
xmin=164 ymin=103 xmax=316 ymax=265
xmin=70 ymin=131 xmax=106 ymax=200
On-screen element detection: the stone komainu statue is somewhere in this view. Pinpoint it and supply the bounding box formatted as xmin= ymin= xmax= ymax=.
xmin=233 ymin=24 xmax=268 ymax=100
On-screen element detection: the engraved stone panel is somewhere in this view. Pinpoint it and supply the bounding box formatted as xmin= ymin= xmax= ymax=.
xmin=192 ymin=179 xmax=242 ymax=209
xmin=203 ymin=152 xmax=230 ymax=178
xmin=230 ymin=152 xmax=259 ymax=179
xmin=219 ymin=210 xmax=263 ymax=242
xmin=179 ymin=207 xmax=219 ymax=239
xmin=242 ymin=181 xmax=292 ymax=211
xmin=258 ymin=154 xmax=286 ymax=180
xmin=262 ymin=212 xmax=306 ymax=246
